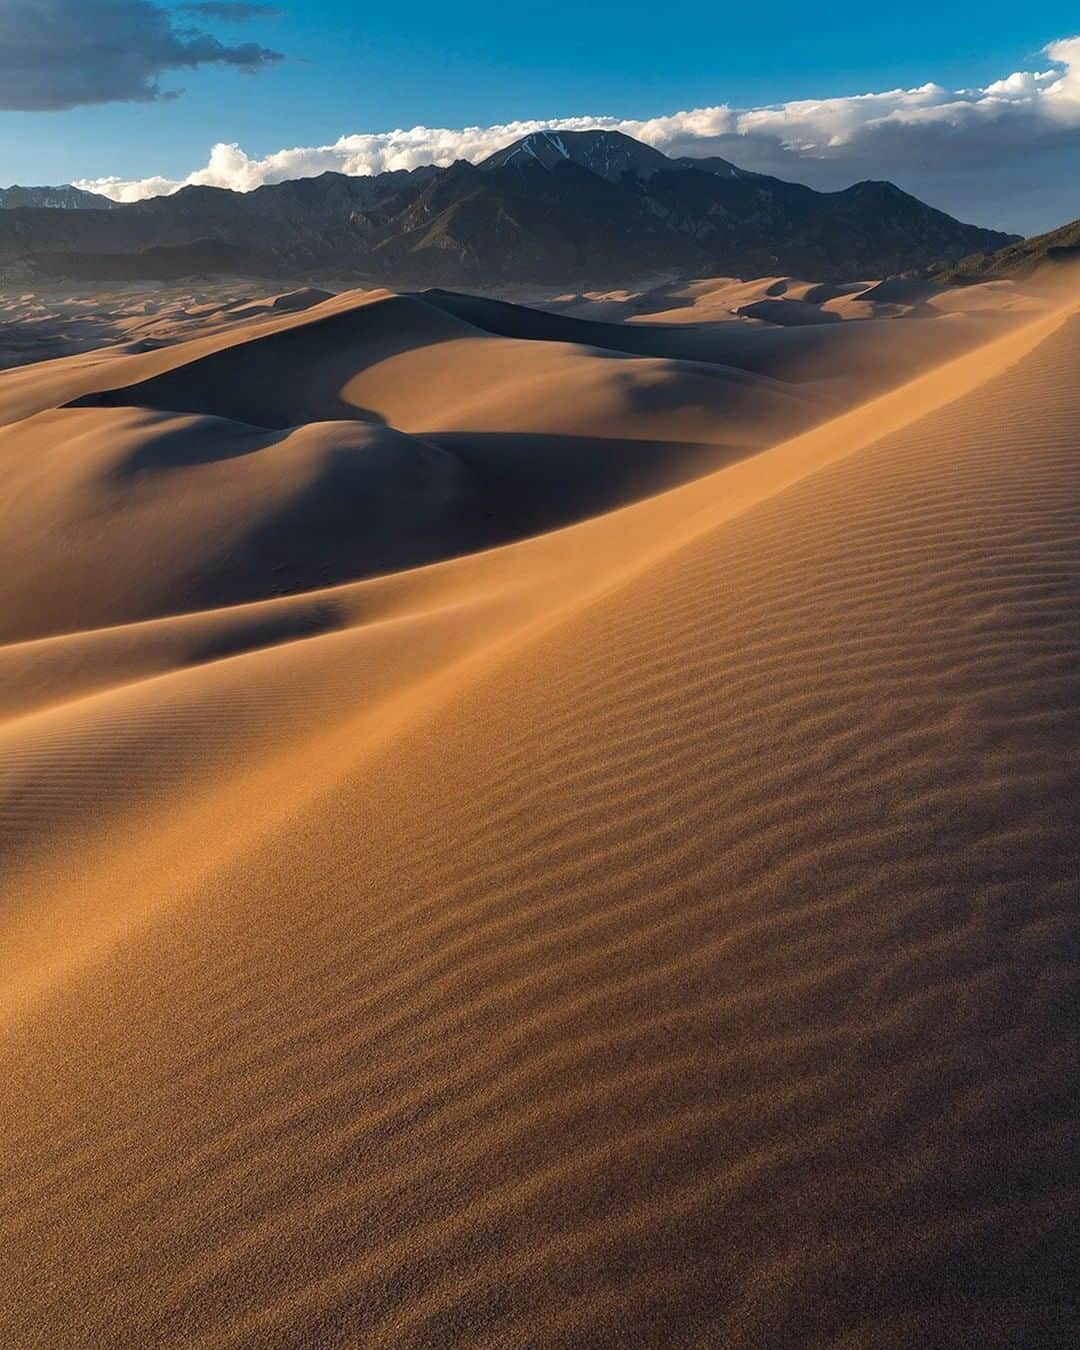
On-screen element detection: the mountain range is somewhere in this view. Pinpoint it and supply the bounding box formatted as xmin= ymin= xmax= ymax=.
xmin=0 ymin=129 xmax=1017 ymax=285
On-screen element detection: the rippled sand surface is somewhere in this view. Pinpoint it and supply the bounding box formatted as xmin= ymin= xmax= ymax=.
xmin=0 ymin=279 xmax=1077 ymax=1348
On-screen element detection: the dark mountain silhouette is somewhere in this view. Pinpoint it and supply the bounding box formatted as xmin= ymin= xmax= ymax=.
xmin=0 ymin=130 xmax=1016 ymax=285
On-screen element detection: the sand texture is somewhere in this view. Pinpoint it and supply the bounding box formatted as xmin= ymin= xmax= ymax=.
xmin=0 ymin=275 xmax=1077 ymax=1348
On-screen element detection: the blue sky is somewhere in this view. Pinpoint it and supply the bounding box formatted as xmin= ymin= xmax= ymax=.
xmin=1 ymin=1 xmax=1078 ymax=232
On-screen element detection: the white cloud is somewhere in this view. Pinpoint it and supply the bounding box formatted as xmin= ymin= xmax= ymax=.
xmin=75 ymin=38 xmax=1080 ymax=233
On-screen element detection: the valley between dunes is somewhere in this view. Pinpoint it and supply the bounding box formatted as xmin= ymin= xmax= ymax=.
xmin=0 ymin=276 xmax=1077 ymax=1347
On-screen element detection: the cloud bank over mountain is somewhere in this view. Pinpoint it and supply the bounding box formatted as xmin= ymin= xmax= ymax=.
xmin=76 ymin=37 xmax=1080 ymax=233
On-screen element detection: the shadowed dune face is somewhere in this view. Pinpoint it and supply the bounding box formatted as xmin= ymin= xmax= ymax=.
xmin=0 ymin=276 xmax=1078 ymax=1349
xmin=0 ymin=407 xmax=482 ymax=641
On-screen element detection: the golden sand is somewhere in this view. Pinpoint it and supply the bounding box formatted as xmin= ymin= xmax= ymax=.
xmin=1 ymin=277 xmax=1077 ymax=1347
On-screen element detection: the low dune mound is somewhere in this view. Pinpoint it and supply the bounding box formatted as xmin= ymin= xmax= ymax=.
xmin=735 ymin=297 xmax=842 ymax=325
xmin=271 ymin=286 xmax=336 ymax=312
xmin=787 ymin=280 xmax=865 ymax=303
xmin=850 ymin=277 xmax=939 ymax=305
xmin=210 ymin=288 xmax=337 ymax=323
xmin=0 ymin=291 xmax=1076 ymax=1349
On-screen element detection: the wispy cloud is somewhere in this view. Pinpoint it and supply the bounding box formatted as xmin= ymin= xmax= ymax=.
xmin=0 ymin=0 xmax=283 ymax=112
xmin=75 ymin=38 xmax=1080 ymax=232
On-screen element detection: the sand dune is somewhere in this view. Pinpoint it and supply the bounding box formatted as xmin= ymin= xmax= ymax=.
xmin=0 ymin=277 xmax=1077 ymax=1348
xmin=0 ymin=288 xmax=864 ymax=641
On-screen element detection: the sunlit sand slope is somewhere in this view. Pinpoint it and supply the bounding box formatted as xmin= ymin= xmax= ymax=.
xmin=0 ymin=304 xmax=1077 ymax=1348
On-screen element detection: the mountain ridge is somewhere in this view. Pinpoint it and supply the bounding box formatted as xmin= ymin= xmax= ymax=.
xmin=924 ymin=216 xmax=1080 ymax=283
xmin=0 ymin=184 xmax=117 ymax=211
xmin=0 ymin=130 xmax=1017 ymax=285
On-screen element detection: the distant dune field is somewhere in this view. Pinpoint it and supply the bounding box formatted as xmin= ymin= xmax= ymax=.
xmin=0 ymin=274 xmax=1077 ymax=1348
